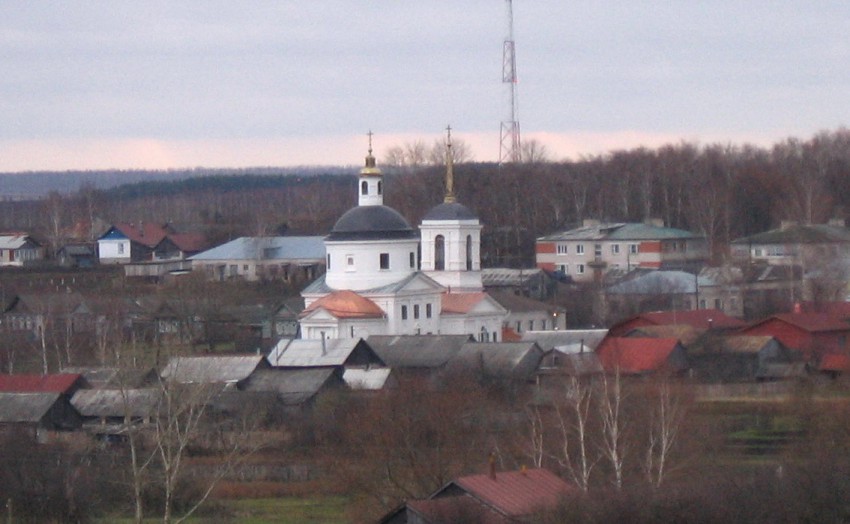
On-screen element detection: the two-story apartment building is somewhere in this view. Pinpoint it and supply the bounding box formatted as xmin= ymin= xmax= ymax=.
xmin=730 ymin=220 xmax=850 ymax=266
xmin=536 ymin=220 xmax=709 ymax=283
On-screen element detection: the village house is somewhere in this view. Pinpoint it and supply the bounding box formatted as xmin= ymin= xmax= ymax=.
xmin=0 ymin=233 xmax=44 ymax=267
xmin=595 ymin=337 xmax=689 ymax=376
xmin=189 ymin=236 xmax=326 ymax=282
xmin=730 ymin=220 xmax=850 ymax=266
xmin=97 ymin=222 xmax=207 ymax=266
xmin=536 ymin=219 xmax=708 ymax=283
xmin=736 ymin=311 xmax=850 ymax=361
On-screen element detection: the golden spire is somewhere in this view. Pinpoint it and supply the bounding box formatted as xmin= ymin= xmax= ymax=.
xmin=444 ymin=125 xmax=456 ymax=203
xmin=361 ymin=130 xmax=380 ymax=175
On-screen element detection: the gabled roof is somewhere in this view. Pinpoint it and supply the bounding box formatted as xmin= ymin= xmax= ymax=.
xmin=539 ymin=222 xmax=702 ymax=242
xmin=596 ymin=337 xmax=685 ymax=374
xmin=719 ymin=335 xmax=778 ymax=354
xmin=266 ymin=337 xmax=382 ymax=367
xmin=62 ymin=366 xmax=158 ymax=389
xmin=481 ymin=267 xmax=546 ymax=287
xmin=101 ymin=223 xmax=170 ymax=248
xmin=609 ymin=309 xmax=744 ymax=335
xmin=71 ymin=389 xmax=161 ymax=418
xmin=819 ymin=353 xmax=850 ymax=372
xmin=744 ymin=313 xmax=850 ymax=334
xmin=605 ymin=270 xmax=714 ymax=295
xmin=731 ymin=223 xmax=850 ymax=245
xmin=441 ymin=292 xmax=506 ymax=316
xmin=451 ymin=342 xmax=545 ymax=380
xmin=437 ymin=468 xmax=574 ymax=518
xmin=367 ymin=334 xmax=472 ymax=368
xmin=625 ymin=325 xmax=702 ymax=347
xmin=300 ymin=290 xmax=384 ymax=319
xmin=521 ymin=329 xmax=609 ymax=353
xmin=159 ymin=232 xmax=207 ymax=253
xmin=405 ymin=496 xmax=510 ymax=523
xmin=0 ymin=234 xmax=39 ymax=250
xmin=161 ymin=355 xmax=266 ymax=384
xmin=189 ymin=236 xmax=325 ymax=262
xmin=487 ymin=290 xmax=558 ymax=313
xmin=241 ymin=368 xmax=340 ymax=404
xmin=0 ymin=392 xmax=64 ymax=423
xmin=0 ymin=373 xmax=83 ymax=394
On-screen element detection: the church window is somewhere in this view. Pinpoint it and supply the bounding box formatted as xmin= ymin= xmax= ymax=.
xmin=466 ymin=235 xmax=472 ymax=271
xmin=326 ymin=254 xmax=331 ymax=270
xmin=435 ymin=235 xmax=445 ymax=270
xmin=409 ymin=252 xmax=415 ymax=268
xmin=361 ymin=181 xmax=368 ymax=195
xmin=377 ymin=181 xmax=382 ymax=195
xmin=479 ymin=327 xmax=488 ymax=342
xmin=426 ymin=303 xmax=432 ymax=318
xmin=380 ymin=253 xmax=389 ymax=269
xmin=401 ymin=305 xmax=408 ymax=320
xmin=413 ymin=304 xmax=420 ymax=319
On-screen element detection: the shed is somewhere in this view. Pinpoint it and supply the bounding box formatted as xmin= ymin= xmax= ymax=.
xmin=367 ymin=335 xmax=473 ymax=370
xmin=160 ymin=355 xmax=268 ymax=386
xmin=596 ymin=337 xmax=689 ymax=376
xmin=266 ymin=337 xmax=383 ymax=369
xmin=0 ymin=392 xmax=82 ymax=437
xmin=449 ymin=342 xmax=546 ymax=382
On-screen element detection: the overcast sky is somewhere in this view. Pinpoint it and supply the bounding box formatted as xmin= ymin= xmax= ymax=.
xmin=2 ymin=2 xmax=849 ymax=171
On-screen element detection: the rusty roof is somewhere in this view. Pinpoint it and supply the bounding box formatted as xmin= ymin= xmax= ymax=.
xmin=301 ymin=290 xmax=384 ymax=319
xmin=441 ymin=292 xmax=489 ymax=314
xmin=446 ymin=468 xmax=573 ymax=518
xmin=596 ymin=337 xmax=684 ymax=374
xmin=0 ymin=373 xmax=83 ymax=394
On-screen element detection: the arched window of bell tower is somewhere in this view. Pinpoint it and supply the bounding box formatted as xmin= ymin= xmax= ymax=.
xmin=360 ymin=181 xmax=368 ymax=195
xmin=466 ymin=235 xmax=473 ymax=271
xmin=435 ymin=235 xmax=445 ymax=271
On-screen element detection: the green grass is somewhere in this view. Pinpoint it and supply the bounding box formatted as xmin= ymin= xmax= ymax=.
xmin=224 ymin=497 xmax=349 ymax=524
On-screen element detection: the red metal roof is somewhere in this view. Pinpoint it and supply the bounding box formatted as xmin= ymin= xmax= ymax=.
xmin=165 ymin=232 xmax=207 ymax=253
xmin=441 ymin=292 xmax=488 ymax=314
xmin=450 ymin=468 xmax=573 ymax=517
xmin=596 ymin=337 xmax=682 ymax=374
xmin=768 ymin=313 xmax=850 ymax=333
xmin=819 ymin=353 xmax=850 ymax=372
xmin=0 ymin=373 xmax=83 ymax=393
xmin=610 ymin=309 xmax=743 ymax=336
xmin=501 ymin=326 xmax=522 ymax=342
xmin=114 ymin=222 xmax=169 ymax=248
xmin=301 ymin=290 xmax=384 ymax=319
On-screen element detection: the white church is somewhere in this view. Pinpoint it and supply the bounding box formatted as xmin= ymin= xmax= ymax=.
xmin=299 ymin=131 xmax=507 ymax=341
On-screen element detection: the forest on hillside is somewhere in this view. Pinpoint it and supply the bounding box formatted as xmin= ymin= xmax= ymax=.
xmin=2 ymin=128 xmax=850 ymax=266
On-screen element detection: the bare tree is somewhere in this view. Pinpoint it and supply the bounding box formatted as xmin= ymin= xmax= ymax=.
xmin=552 ymin=376 xmax=598 ymax=491
xmin=521 ymin=139 xmax=550 ymax=164
xmin=429 ymin=137 xmax=474 ymax=165
xmin=643 ymin=378 xmax=685 ymax=488
xmin=598 ymin=370 xmax=627 ymax=490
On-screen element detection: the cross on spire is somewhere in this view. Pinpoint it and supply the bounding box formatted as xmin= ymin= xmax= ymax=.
xmin=444 ymin=125 xmax=456 ymax=203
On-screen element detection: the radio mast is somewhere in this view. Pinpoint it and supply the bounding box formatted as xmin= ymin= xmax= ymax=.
xmin=499 ymin=0 xmax=521 ymax=164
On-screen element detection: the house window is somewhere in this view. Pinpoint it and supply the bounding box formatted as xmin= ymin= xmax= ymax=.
xmin=401 ymin=305 xmax=408 ymax=320
xmin=557 ymin=244 xmax=568 ymax=254
xmin=576 ymin=264 xmax=585 ymax=274
xmin=714 ymin=298 xmax=722 ymax=309
xmin=243 ymin=264 xmax=249 ymax=271
xmin=413 ymin=304 xmax=420 ymax=319
xmin=117 ymin=243 xmax=125 ymax=255
xmin=699 ymin=299 xmax=706 ymax=309
xmin=559 ymin=264 xmax=568 ymax=274
xmin=435 ymin=235 xmax=445 ymax=270
xmin=594 ymin=244 xmax=602 ymax=256
xmin=409 ymin=252 xmax=415 ymax=268
xmin=576 ymin=244 xmax=585 ymax=255
xmin=426 ymin=304 xmax=432 ymax=318
xmin=229 ymin=264 xmax=238 ymax=276
xmin=528 ymin=320 xmax=534 ymax=331
xmin=347 ymin=255 xmax=355 ymax=269
xmin=629 ymin=244 xmax=639 ymax=254
xmin=380 ymin=253 xmax=389 ymax=270
xmin=611 ymin=244 xmax=620 ymax=255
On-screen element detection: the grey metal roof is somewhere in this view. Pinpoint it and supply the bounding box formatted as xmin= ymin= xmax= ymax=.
xmin=451 ymin=342 xmax=544 ymax=380
xmin=0 ymin=392 xmax=61 ymax=422
xmin=327 ymin=205 xmax=417 ymax=241
xmin=731 ymin=224 xmax=850 ymax=245
xmin=62 ymin=366 xmax=157 ymax=389
xmin=189 ymin=236 xmax=325 ymax=262
xmin=422 ymin=202 xmax=478 ymax=221
xmin=367 ymin=335 xmax=472 ymax=368
xmin=520 ymin=330 xmax=608 ymax=352
xmin=71 ymin=389 xmax=161 ymax=418
xmin=302 ymin=271 xmax=442 ymax=296
xmin=488 ymin=290 xmax=557 ymax=313
xmin=481 ymin=267 xmax=545 ymax=287
xmin=161 ymin=355 xmax=265 ymax=384
xmin=266 ymin=338 xmax=363 ymax=367
xmin=539 ymin=222 xmax=702 ymax=242
xmin=242 ymin=368 xmax=338 ymax=404
xmin=606 ymin=270 xmax=714 ymax=295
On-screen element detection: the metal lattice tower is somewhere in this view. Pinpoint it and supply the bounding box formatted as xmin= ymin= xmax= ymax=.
xmin=499 ymin=0 xmax=521 ymax=164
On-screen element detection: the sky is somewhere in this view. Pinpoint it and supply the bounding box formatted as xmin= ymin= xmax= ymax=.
xmin=2 ymin=1 xmax=850 ymax=171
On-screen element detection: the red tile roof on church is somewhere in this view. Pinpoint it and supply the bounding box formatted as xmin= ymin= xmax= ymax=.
xmin=441 ymin=292 xmax=488 ymax=314
xmin=0 ymin=373 xmax=83 ymax=394
xmin=596 ymin=337 xmax=681 ymax=374
xmin=450 ymin=468 xmax=574 ymax=517
xmin=301 ymin=290 xmax=384 ymax=319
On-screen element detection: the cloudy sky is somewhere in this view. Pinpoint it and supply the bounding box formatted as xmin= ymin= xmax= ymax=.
xmin=2 ymin=2 xmax=849 ymax=171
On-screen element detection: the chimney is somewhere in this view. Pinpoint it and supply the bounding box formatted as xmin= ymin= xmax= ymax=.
xmin=488 ymin=451 xmax=497 ymax=480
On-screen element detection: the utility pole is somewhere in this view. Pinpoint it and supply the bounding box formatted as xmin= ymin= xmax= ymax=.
xmin=499 ymin=0 xmax=521 ymax=164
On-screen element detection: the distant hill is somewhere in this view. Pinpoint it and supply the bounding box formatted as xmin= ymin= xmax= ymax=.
xmin=0 ymin=166 xmax=357 ymax=199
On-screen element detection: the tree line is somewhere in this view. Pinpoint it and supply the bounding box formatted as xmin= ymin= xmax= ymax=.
xmin=2 ymin=128 xmax=850 ymax=265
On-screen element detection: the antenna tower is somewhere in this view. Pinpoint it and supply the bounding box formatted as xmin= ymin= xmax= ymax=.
xmin=499 ymin=0 xmax=521 ymax=164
